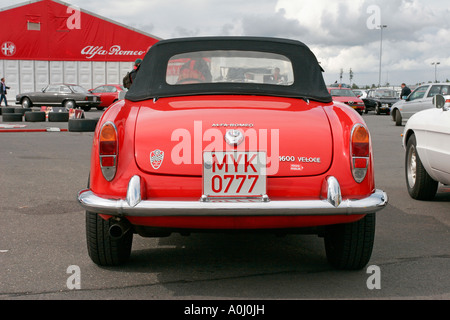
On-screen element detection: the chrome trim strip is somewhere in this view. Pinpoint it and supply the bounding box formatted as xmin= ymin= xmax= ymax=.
xmin=78 ymin=175 xmax=388 ymax=217
xmin=126 ymin=175 xmax=142 ymax=208
xmin=326 ymin=176 xmax=342 ymax=207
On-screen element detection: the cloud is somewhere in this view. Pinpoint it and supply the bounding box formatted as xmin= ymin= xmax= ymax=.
xmin=1 ymin=0 xmax=449 ymax=85
xmin=240 ymin=8 xmax=308 ymax=38
xmin=275 ymin=0 xmax=450 ymax=85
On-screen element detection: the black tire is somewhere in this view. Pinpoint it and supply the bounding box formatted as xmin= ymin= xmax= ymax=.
xmin=405 ymin=134 xmax=438 ymax=200
xmin=2 ymin=107 xmax=15 ymax=114
xmin=81 ymin=106 xmax=92 ymax=112
xmin=375 ymin=104 xmax=381 ymax=115
xmin=14 ymin=107 xmax=32 ymax=116
xmin=324 ymin=213 xmax=376 ymax=270
xmin=86 ymin=211 xmax=133 ymax=266
xmin=395 ymin=111 xmax=402 ymax=126
xmin=68 ymin=118 xmax=99 ymax=132
xmin=96 ymin=106 xmax=105 ymax=111
xmin=21 ymin=97 xmax=32 ymax=108
xmin=63 ymin=100 xmax=76 ymax=111
xmin=48 ymin=112 xmax=69 ymax=122
xmin=2 ymin=113 xmax=23 ymax=122
xmin=24 ymin=111 xmax=46 ymax=122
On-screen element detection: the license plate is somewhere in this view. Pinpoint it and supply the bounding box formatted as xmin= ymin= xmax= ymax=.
xmin=203 ymin=151 xmax=267 ymax=198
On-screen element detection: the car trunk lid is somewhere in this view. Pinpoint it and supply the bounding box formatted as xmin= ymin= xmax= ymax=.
xmin=134 ymin=96 xmax=333 ymax=177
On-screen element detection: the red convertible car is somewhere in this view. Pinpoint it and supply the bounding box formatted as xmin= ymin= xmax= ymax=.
xmin=89 ymin=84 xmax=127 ymax=110
xmin=78 ymin=37 xmax=388 ymax=270
xmin=328 ymin=87 xmax=366 ymax=115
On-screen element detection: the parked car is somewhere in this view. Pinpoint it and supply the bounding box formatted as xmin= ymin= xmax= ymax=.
xmin=353 ymin=89 xmax=368 ymax=99
xmin=391 ymin=83 xmax=450 ymax=126
xmin=363 ymin=88 xmax=399 ymax=115
xmin=328 ymin=87 xmax=366 ymax=115
xmin=77 ymin=36 xmax=387 ymax=270
xmin=89 ymin=84 xmax=127 ymax=110
xmin=15 ymin=84 xmax=101 ymax=111
xmin=329 ymin=83 xmax=352 ymax=88
xmin=403 ymin=94 xmax=450 ymax=200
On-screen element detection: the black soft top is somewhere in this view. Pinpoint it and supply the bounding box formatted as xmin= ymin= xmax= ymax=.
xmin=125 ymin=37 xmax=332 ymax=103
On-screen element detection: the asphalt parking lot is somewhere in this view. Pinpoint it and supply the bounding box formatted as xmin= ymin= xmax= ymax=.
xmin=0 ymin=107 xmax=449 ymax=301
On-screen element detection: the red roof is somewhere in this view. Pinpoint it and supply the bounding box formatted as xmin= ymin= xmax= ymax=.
xmin=0 ymin=0 xmax=160 ymax=61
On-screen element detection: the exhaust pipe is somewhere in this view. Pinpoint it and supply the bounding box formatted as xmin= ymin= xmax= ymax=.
xmin=109 ymin=218 xmax=131 ymax=240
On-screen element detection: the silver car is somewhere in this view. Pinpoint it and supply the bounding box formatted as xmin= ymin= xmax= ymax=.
xmin=16 ymin=84 xmax=101 ymax=112
xmin=391 ymin=83 xmax=450 ymax=126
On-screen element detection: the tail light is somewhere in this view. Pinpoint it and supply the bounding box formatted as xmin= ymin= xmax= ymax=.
xmin=350 ymin=124 xmax=370 ymax=183
xmin=99 ymin=122 xmax=118 ymax=181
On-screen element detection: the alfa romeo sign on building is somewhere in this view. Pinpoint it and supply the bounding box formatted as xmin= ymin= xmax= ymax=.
xmin=0 ymin=0 xmax=160 ymax=99
xmin=1 ymin=42 xmax=16 ymax=57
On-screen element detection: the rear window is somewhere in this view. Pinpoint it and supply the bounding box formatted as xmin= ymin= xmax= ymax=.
xmin=166 ymin=50 xmax=294 ymax=86
xmin=427 ymin=85 xmax=450 ymax=97
xmin=330 ymin=89 xmax=357 ymax=97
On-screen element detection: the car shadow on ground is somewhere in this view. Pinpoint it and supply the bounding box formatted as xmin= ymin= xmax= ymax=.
xmin=98 ymin=232 xmax=333 ymax=297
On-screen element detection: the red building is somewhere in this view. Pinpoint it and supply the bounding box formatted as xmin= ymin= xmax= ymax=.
xmin=0 ymin=0 xmax=160 ymax=101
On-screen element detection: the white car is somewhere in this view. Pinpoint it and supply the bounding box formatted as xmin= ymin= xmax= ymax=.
xmin=403 ymin=94 xmax=450 ymax=200
xmin=392 ymin=83 xmax=450 ymax=126
xmin=352 ymin=89 xmax=367 ymax=99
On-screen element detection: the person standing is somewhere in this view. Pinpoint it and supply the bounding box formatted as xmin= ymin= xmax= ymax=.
xmin=129 ymin=59 xmax=142 ymax=84
xmin=0 ymin=78 xmax=10 ymax=106
xmin=400 ymin=83 xmax=411 ymax=99
xmin=123 ymin=59 xmax=142 ymax=89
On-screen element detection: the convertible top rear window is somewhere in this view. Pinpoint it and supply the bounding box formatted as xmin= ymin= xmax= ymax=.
xmin=166 ymin=51 xmax=294 ymax=86
xmin=126 ymin=37 xmax=332 ymax=103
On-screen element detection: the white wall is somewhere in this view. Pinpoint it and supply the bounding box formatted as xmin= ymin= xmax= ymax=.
xmin=0 ymin=60 xmax=134 ymax=105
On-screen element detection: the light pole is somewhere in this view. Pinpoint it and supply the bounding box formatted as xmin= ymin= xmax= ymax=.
xmin=378 ymin=25 xmax=387 ymax=88
xmin=431 ymin=62 xmax=440 ymax=82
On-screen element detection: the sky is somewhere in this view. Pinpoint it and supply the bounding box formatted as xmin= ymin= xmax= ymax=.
xmin=1 ymin=0 xmax=449 ymax=87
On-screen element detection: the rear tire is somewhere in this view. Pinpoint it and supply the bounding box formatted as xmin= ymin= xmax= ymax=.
xmin=405 ymin=134 xmax=438 ymax=200
xmin=324 ymin=213 xmax=376 ymax=270
xmin=21 ymin=97 xmax=32 ymax=108
xmin=86 ymin=211 xmax=133 ymax=266
xmin=63 ymin=100 xmax=76 ymax=111
xmin=395 ymin=111 xmax=402 ymax=126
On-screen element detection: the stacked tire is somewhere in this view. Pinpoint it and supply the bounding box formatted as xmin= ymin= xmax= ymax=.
xmin=1 ymin=107 xmax=24 ymax=122
xmin=68 ymin=118 xmax=99 ymax=132
xmin=48 ymin=112 xmax=70 ymax=122
xmin=24 ymin=111 xmax=46 ymax=122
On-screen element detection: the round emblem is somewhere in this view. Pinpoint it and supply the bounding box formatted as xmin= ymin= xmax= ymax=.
xmin=1 ymin=42 xmax=16 ymax=57
xmin=225 ymin=129 xmax=244 ymax=147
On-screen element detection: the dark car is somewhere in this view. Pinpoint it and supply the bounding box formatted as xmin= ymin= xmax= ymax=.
xmin=89 ymin=84 xmax=127 ymax=110
xmin=16 ymin=84 xmax=101 ymax=111
xmin=363 ymin=89 xmax=399 ymax=115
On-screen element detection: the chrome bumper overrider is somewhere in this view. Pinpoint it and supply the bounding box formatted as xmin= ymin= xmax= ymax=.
xmin=77 ymin=175 xmax=388 ymax=217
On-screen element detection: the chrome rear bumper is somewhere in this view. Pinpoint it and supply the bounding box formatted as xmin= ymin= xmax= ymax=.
xmin=77 ymin=175 xmax=388 ymax=217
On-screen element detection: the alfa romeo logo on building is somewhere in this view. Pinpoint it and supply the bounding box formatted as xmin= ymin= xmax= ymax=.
xmin=1 ymin=41 xmax=16 ymax=57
